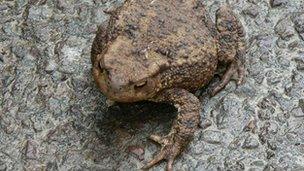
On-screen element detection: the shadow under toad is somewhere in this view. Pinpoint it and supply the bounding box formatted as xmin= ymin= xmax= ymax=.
xmin=85 ymin=99 xmax=177 ymax=166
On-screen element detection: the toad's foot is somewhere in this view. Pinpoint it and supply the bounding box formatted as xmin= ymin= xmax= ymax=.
xmin=142 ymin=133 xmax=187 ymax=171
xmin=211 ymin=60 xmax=244 ymax=96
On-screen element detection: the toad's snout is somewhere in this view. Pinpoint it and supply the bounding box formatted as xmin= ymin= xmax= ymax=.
xmin=98 ymin=62 xmax=127 ymax=92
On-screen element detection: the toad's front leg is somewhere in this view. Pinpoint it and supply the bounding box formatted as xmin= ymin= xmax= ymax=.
xmin=142 ymin=88 xmax=200 ymax=171
xmin=211 ymin=5 xmax=246 ymax=96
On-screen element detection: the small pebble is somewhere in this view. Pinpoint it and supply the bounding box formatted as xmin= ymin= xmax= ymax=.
xmin=270 ymin=0 xmax=288 ymax=7
xmin=243 ymin=7 xmax=259 ymax=18
xmin=128 ymin=145 xmax=145 ymax=161
xmin=201 ymin=130 xmax=223 ymax=144
xmin=242 ymin=135 xmax=259 ymax=149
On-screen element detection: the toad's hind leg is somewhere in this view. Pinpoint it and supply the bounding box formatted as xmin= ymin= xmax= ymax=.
xmin=142 ymin=89 xmax=200 ymax=171
xmin=212 ymin=5 xmax=246 ymax=96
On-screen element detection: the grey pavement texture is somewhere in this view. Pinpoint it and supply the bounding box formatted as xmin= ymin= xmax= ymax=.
xmin=1 ymin=0 xmax=304 ymax=170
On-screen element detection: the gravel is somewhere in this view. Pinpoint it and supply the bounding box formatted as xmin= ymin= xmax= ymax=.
xmin=1 ymin=0 xmax=304 ymax=170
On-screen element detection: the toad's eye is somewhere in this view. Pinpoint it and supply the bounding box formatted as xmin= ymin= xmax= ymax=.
xmin=99 ymin=62 xmax=104 ymax=70
xmin=99 ymin=62 xmax=109 ymax=75
xmin=134 ymin=80 xmax=147 ymax=90
xmin=99 ymin=62 xmax=104 ymax=71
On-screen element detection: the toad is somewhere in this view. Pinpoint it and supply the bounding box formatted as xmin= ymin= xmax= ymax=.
xmin=91 ymin=0 xmax=246 ymax=170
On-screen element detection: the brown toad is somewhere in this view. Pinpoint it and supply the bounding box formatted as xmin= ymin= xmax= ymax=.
xmin=91 ymin=0 xmax=246 ymax=170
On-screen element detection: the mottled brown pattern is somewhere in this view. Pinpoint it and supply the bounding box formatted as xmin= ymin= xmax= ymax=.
xmin=91 ymin=0 xmax=246 ymax=170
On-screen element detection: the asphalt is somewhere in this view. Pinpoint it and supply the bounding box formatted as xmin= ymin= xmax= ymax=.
xmin=1 ymin=0 xmax=304 ymax=170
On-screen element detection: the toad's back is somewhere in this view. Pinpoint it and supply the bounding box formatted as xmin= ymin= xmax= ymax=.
xmin=114 ymin=0 xmax=218 ymax=90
